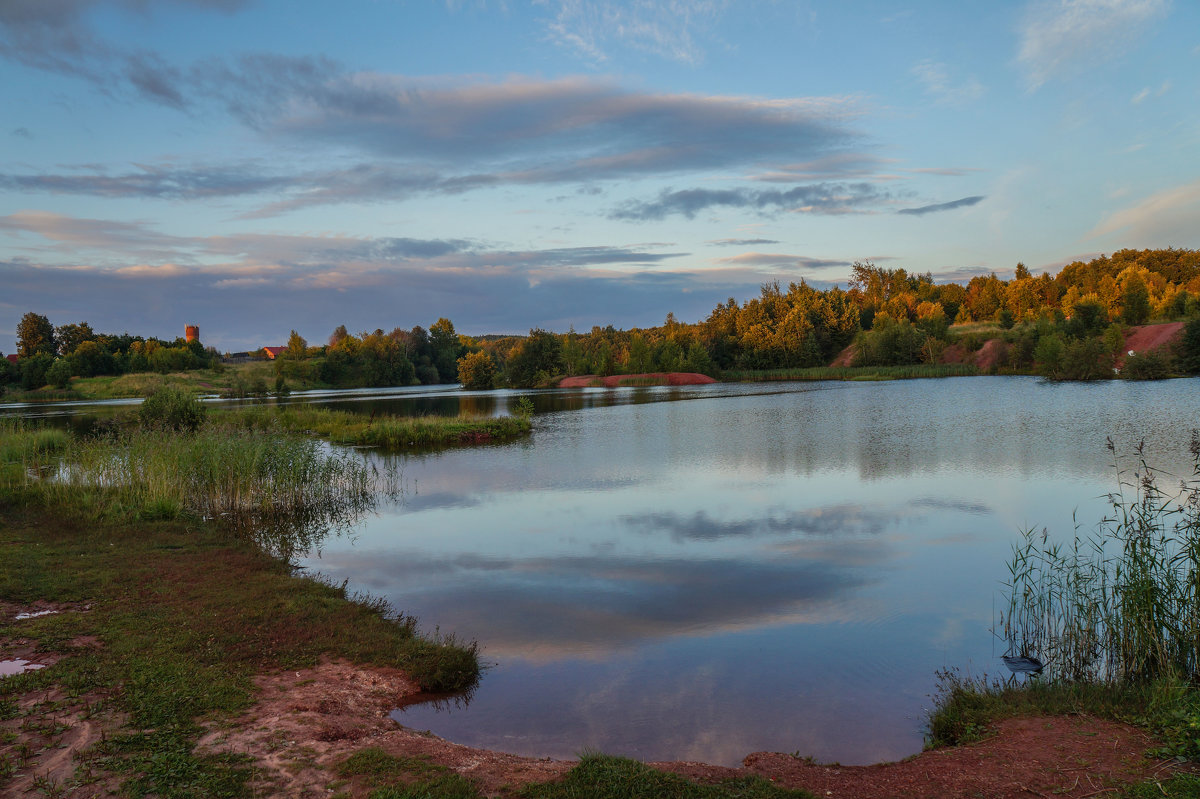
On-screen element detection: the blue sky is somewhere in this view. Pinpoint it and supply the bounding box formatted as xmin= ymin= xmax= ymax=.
xmin=2 ymin=0 xmax=1198 ymax=353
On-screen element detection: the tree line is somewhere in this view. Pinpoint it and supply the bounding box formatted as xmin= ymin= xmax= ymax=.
xmin=5 ymin=247 xmax=1200 ymax=393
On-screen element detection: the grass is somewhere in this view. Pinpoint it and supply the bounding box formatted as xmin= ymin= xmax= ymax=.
xmin=0 ymin=506 xmax=479 ymax=798
xmin=210 ymin=405 xmax=531 ymax=450
xmin=723 ymin=364 xmax=979 ymax=382
xmin=336 ymin=751 xmax=816 ymax=799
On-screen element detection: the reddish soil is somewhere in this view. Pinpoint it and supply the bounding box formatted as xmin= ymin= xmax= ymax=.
xmin=558 ymin=372 xmax=716 ymax=388
xmin=829 ymin=344 xmax=858 ymax=367
xmin=1116 ymin=321 xmax=1185 ymax=367
xmin=5 ymin=606 xmax=1193 ymax=799
xmin=972 ymin=338 xmax=1009 ymax=371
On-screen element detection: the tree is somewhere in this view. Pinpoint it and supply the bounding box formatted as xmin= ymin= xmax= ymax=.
xmin=506 ymin=329 xmax=564 ymax=388
xmin=428 ymin=317 xmax=461 ymax=383
xmin=1120 ymin=273 xmax=1151 ymax=325
xmin=285 ymin=330 xmax=308 ymax=358
xmin=17 ymin=312 xmax=56 ymax=358
xmin=55 ymin=321 xmax=95 ymax=355
xmin=328 ymin=324 xmax=349 ymax=348
xmin=456 ymin=350 xmax=496 ymax=390
xmin=46 ymin=358 xmax=73 ymax=389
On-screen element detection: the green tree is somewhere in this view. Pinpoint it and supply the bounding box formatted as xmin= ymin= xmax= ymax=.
xmin=285 ymin=330 xmax=308 ymax=358
xmin=17 ymin=312 xmax=56 ymax=358
xmin=506 ymin=329 xmax=564 ymax=388
xmin=456 ymin=350 xmax=497 ymax=390
xmin=55 ymin=321 xmax=95 ymax=355
xmin=1177 ymin=317 xmax=1200 ymax=375
xmin=46 ymin=358 xmax=73 ymax=389
xmin=428 ymin=318 xmax=461 ymax=383
xmin=1120 ymin=273 xmax=1150 ymax=325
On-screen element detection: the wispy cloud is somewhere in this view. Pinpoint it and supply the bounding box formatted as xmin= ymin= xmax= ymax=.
xmin=1017 ymin=0 xmax=1170 ymax=89
xmin=1 ymin=75 xmax=871 ymax=215
xmin=705 ymin=238 xmax=780 ymax=247
xmin=533 ymin=0 xmax=733 ymax=65
xmin=712 ymin=252 xmax=849 ymax=270
xmin=1131 ymin=80 xmax=1170 ymax=104
xmin=611 ymin=183 xmax=896 ymax=221
xmin=1088 ymin=178 xmax=1200 ymax=241
xmin=897 ymin=195 xmax=985 ymax=216
xmin=911 ymin=60 xmax=985 ymax=105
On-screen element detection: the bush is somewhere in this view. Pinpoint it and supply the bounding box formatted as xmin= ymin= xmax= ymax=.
xmin=138 ymin=387 xmax=206 ymax=432
xmin=1121 ymin=349 xmax=1171 ymax=380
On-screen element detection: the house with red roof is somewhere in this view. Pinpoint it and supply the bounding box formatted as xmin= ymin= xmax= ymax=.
xmin=261 ymin=346 xmax=287 ymax=360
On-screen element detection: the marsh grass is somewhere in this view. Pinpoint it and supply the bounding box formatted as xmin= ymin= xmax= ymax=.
xmin=931 ymin=432 xmax=1200 ymax=767
xmin=724 ymin=364 xmax=978 ymax=382
xmin=210 ymin=405 xmax=531 ymax=450
xmin=1001 ymin=433 xmax=1200 ymax=684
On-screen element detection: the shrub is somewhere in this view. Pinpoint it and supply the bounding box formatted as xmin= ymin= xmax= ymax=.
xmin=138 ymin=386 xmax=206 ymax=432
xmin=1121 ymin=349 xmax=1171 ymax=380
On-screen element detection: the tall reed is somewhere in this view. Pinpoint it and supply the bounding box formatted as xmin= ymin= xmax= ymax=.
xmin=1002 ymin=433 xmax=1200 ymax=683
xmin=3 ymin=421 xmax=398 ymax=557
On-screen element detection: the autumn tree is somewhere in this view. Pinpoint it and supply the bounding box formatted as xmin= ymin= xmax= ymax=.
xmin=456 ymin=350 xmax=497 ymax=390
xmin=17 ymin=312 xmax=56 ymax=358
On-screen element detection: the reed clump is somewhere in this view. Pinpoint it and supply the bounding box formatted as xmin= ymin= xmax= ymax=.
xmin=1 ymin=420 xmax=394 ymax=541
xmin=1002 ymin=433 xmax=1200 ymax=684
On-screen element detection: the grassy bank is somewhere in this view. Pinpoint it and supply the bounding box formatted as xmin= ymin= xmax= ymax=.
xmin=723 ymin=364 xmax=979 ymax=382
xmin=0 ymin=415 xmax=480 ymax=796
xmin=211 ymin=405 xmax=532 ymax=450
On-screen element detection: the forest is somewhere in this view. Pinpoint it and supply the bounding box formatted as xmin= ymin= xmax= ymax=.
xmin=3 ymin=247 xmax=1200 ymax=394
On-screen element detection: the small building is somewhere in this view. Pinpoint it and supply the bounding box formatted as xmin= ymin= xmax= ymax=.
xmin=4 ymin=354 xmax=17 ymax=365
xmin=185 ymin=325 xmax=200 ymax=343
xmin=261 ymin=346 xmax=287 ymax=360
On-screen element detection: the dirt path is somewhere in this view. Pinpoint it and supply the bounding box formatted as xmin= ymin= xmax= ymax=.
xmin=194 ymin=659 xmax=1187 ymax=799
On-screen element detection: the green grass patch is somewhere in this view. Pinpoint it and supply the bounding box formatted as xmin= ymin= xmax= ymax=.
xmin=337 ymin=752 xmax=815 ymax=799
xmin=723 ymin=364 xmax=978 ymax=382
xmin=0 ymin=507 xmax=479 ymax=797
xmin=210 ymin=405 xmax=531 ymax=450
xmin=521 ymin=755 xmax=814 ymax=799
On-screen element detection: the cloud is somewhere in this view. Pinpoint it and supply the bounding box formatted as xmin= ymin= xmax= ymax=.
xmin=911 ymin=60 xmax=985 ymax=105
xmin=705 ymin=238 xmax=780 ymax=247
xmin=751 ymin=153 xmax=895 ymax=183
xmin=897 ymin=195 xmax=985 ymax=216
xmin=534 ymin=0 xmax=733 ymax=65
xmin=611 ymin=183 xmax=895 ymax=221
xmin=0 ymin=0 xmax=247 ymax=100
xmin=1130 ymin=80 xmax=1170 ymax=104
xmin=623 ymin=505 xmax=896 ymax=542
xmin=1088 ymin=178 xmax=1200 ymax=242
xmin=11 ymin=127 xmax=31 ymax=138
xmin=713 ymin=252 xmax=849 ymax=270
xmin=2 ymin=75 xmax=871 ymax=215
xmin=905 ymin=167 xmax=984 ymax=177
xmin=1017 ymin=0 xmax=1170 ymax=89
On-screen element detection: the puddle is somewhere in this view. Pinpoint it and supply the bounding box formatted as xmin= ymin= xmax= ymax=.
xmin=0 ymin=659 xmax=46 ymax=677
xmin=15 ymin=610 xmax=59 ymax=620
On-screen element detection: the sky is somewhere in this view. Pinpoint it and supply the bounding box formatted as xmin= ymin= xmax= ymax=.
xmin=2 ymin=0 xmax=1198 ymax=353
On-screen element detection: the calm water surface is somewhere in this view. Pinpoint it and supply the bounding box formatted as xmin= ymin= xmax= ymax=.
xmin=8 ymin=377 xmax=1198 ymax=765
xmin=292 ymin=377 xmax=1199 ymax=766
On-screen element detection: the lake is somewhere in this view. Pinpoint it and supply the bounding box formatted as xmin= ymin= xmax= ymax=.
xmin=295 ymin=377 xmax=1200 ymax=766
xmin=7 ymin=376 xmax=1199 ymax=766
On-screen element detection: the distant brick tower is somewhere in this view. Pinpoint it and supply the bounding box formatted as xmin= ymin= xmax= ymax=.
xmin=185 ymin=325 xmax=200 ymax=343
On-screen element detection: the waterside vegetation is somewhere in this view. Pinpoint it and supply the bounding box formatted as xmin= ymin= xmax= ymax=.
xmin=929 ymin=433 xmax=1200 ymax=781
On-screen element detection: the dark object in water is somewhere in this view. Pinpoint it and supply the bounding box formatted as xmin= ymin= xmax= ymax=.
xmin=1002 ymin=655 xmax=1044 ymax=674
